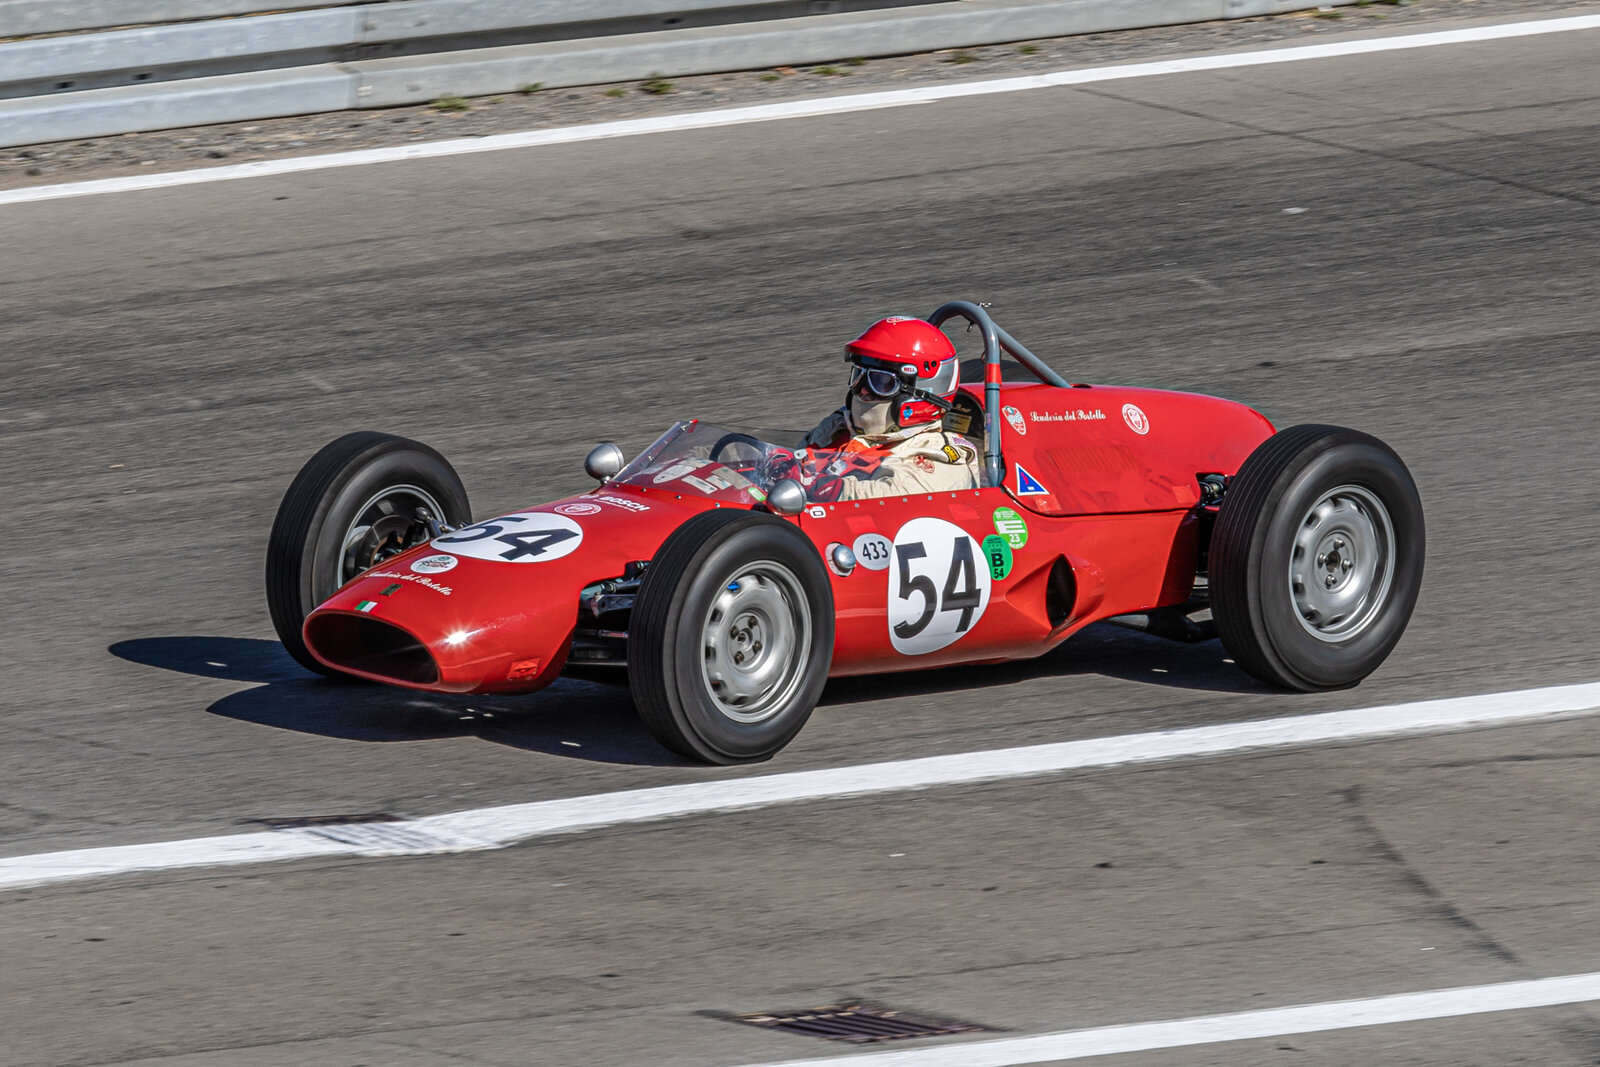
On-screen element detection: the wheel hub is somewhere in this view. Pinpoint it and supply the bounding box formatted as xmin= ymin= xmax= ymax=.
xmin=339 ymin=484 xmax=447 ymax=586
xmin=700 ymin=567 xmax=810 ymax=723
xmin=1289 ymin=485 xmax=1395 ymax=642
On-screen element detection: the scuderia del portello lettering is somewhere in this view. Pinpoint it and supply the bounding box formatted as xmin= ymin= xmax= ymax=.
xmin=1029 ymin=408 xmax=1107 ymax=423
xmin=367 ymin=571 xmax=454 ymax=596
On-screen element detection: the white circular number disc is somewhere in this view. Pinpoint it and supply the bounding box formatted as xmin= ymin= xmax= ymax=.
xmin=887 ymin=517 xmax=991 ymax=655
xmin=431 ymin=512 xmax=584 ymax=564
xmin=851 ymin=533 xmax=893 ymax=571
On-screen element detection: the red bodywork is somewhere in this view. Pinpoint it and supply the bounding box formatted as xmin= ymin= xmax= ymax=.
xmin=303 ymin=383 xmax=1274 ymax=692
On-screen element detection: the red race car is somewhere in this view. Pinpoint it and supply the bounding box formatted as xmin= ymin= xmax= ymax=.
xmin=266 ymin=302 xmax=1425 ymax=764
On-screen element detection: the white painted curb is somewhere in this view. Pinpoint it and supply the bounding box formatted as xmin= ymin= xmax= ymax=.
xmin=736 ymin=973 xmax=1600 ymax=1065
xmin=2 ymin=680 xmax=1596 ymax=892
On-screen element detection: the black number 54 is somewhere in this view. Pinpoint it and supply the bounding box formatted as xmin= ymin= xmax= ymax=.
xmin=437 ymin=517 xmax=578 ymax=561
xmin=893 ymin=538 xmax=981 ymax=639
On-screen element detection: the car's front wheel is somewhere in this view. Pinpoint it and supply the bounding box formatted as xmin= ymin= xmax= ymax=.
xmin=265 ymin=431 xmax=471 ymax=676
xmin=1209 ymin=424 xmax=1425 ymax=691
xmin=629 ymin=510 xmax=834 ymax=764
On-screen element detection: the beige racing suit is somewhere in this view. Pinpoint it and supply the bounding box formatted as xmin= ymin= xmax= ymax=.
xmin=799 ymin=407 xmax=982 ymax=500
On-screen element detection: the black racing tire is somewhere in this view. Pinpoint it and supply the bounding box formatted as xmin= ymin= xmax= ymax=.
xmin=266 ymin=431 xmax=471 ymax=676
xmin=629 ymin=510 xmax=834 ymax=764
xmin=1210 ymin=424 xmax=1425 ymax=691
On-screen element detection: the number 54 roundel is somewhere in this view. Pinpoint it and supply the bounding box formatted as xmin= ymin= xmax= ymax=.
xmin=432 ymin=513 xmax=584 ymax=563
xmin=888 ymin=517 xmax=992 ymax=655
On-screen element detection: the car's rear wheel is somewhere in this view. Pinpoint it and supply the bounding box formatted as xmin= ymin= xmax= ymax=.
xmin=266 ymin=432 xmax=471 ymax=676
xmin=630 ymin=510 xmax=834 ymax=764
xmin=1210 ymin=424 xmax=1424 ymax=690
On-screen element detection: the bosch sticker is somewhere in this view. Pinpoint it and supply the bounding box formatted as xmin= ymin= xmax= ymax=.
xmin=431 ymin=512 xmax=583 ymax=563
xmin=981 ymin=534 xmax=1013 ymax=581
xmin=851 ymin=532 xmax=892 ymax=571
xmin=1003 ymin=405 xmax=1026 ymax=435
xmin=411 ymin=554 xmax=458 ymax=574
xmin=555 ymin=501 xmax=602 ymax=516
xmin=596 ymin=494 xmax=650 ymax=512
xmin=1122 ymin=403 xmax=1150 ymax=435
xmin=887 ymin=517 xmax=991 ymax=655
xmin=992 ymin=506 xmax=1029 ymax=549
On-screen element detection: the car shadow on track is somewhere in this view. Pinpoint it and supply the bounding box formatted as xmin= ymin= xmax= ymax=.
xmin=819 ymin=623 xmax=1269 ymax=706
xmin=112 ymin=627 xmax=1264 ymax=767
xmin=108 ymin=636 xmax=685 ymax=766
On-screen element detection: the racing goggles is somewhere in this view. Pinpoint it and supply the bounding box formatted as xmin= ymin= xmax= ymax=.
xmin=850 ymin=365 xmax=904 ymax=399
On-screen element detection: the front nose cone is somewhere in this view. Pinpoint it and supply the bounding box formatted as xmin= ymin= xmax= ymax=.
xmin=304 ymin=614 xmax=439 ymax=685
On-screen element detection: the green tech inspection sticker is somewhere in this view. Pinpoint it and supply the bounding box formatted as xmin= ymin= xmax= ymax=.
xmin=982 ymin=534 xmax=1013 ymax=581
xmin=992 ymin=506 xmax=1029 ymax=549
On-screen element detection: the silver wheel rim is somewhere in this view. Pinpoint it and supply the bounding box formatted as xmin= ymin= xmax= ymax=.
xmin=700 ymin=562 xmax=811 ymax=723
xmin=338 ymin=483 xmax=447 ymax=586
xmin=1288 ymin=484 xmax=1395 ymax=643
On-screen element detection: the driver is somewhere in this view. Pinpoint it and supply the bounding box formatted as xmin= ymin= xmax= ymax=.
xmin=793 ymin=317 xmax=981 ymax=500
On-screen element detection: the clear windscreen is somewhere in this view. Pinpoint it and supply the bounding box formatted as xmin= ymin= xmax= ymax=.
xmin=610 ymin=421 xmax=795 ymax=505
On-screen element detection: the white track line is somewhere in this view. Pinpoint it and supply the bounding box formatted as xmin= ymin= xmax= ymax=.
xmin=735 ymin=972 xmax=1600 ymax=1066
xmin=2 ymin=681 xmax=1598 ymax=891
xmin=3 ymin=14 xmax=1598 ymax=207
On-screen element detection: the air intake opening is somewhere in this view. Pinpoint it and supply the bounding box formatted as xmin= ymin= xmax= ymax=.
xmin=304 ymin=614 xmax=439 ymax=685
xmin=1046 ymin=556 xmax=1077 ymax=627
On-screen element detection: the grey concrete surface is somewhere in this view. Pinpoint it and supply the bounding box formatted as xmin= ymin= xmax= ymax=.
xmin=0 ymin=16 xmax=1597 ymax=1065
xmin=7 ymin=0 xmax=1596 ymax=183
xmin=0 ymin=0 xmax=1365 ymax=146
xmin=5 ymin=721 xmax=1600 ymax=1064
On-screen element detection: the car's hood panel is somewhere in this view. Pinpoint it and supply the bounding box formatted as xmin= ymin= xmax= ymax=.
xmin=982 ymin=383 xmax=1275 ymax=515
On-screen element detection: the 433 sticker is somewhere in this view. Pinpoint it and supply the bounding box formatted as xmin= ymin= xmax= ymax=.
xmin=887 ymin=517 xmax=992 ymax=655
xmin=431 ymin=512 xmax=583 ymax=563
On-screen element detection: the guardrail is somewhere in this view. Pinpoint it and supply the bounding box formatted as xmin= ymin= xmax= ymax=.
xmin=1 ymin=0 xmax=850 ymax=94
xmin=0 ymin=0 xmax=1352 ymax=149
xmin=0 ymin=0 xmax=347 ymax=37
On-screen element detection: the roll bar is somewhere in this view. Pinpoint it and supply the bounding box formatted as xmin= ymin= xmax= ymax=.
xmin=926 ymin=301 xmax=1069 ymax=489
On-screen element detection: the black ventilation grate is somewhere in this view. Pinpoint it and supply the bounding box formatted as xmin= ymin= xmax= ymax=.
xmin=735 ymin=1003 xmax=989 ymax=1044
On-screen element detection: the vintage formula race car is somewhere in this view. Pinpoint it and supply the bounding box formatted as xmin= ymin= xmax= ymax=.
xmin=266 ymin=302 xmax=1425 ymax=763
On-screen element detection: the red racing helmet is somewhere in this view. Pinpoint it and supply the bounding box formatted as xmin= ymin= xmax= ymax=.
xmin=844 ymin=316 xmax=959 ymax=428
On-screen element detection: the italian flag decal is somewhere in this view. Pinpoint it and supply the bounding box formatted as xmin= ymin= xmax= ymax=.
xmin=356 ymin=600 xmax=377 ymax=613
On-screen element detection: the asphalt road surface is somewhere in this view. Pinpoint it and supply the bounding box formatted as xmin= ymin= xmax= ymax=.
xmin=2 ymin=8 xmax=1599 ymax=1065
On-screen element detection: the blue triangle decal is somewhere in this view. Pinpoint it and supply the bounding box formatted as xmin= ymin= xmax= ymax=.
xmin=1015 ymin=463 xmax=1049 ymax=496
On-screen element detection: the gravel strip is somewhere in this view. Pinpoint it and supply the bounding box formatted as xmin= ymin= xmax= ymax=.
xmin=3 ymin=0 xmax=1596 ymax=189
